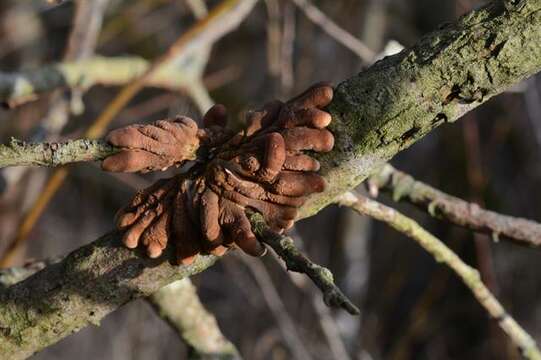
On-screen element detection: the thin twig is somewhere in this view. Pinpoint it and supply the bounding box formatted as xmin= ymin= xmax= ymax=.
xmin=271 ymin=231 xmax=352 ymax=360
xmin=250 ymin=213 xmax=360 ymax=315
xmin=337 ymin=191 xmax=541 ymax=360
xmin=0 ymin=139 xmax=117 ymax=168
xmin=290 ymin=0 xmax=375 ymax=64
xmin=369 ymin=164 xmax=541 ymax=247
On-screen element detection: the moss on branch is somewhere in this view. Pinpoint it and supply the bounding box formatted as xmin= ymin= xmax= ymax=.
xmin=0 ymin=232 xmax=219 ymax=359
xmin=302 ymin=0 xmax=541 ymax=217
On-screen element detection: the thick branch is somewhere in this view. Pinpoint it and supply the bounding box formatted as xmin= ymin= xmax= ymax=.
xmin=0 ymin=232 xmax=219 ymax=360
xmin=302 ymin=0 xmax=541 ymax=218
xmin=1 ymin=1 xmax=541 ymax=358
xmin=0 ymin=139 xmax=118 ymax=168
xmin=369 ymin=164 xmax=541 ymax=247
xmin=0 ymin=260 xmax=240 ymax=360
xmin=337 ymin=192 xmax=541 ymax=360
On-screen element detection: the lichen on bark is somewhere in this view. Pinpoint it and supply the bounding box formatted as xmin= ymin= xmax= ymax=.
xmin=302 ymin=0 xmax=541 ymax=217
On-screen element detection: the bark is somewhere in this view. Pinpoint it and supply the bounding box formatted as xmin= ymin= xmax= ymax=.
xmin=1 ymin=1 xmax=541 ymax=358
xmin=302 ymin=0 xmax=541 ymax=217
xmin=0 ymin=139 xmax=117 ymax=168
xmin=370 ymin=164 xmax=541 ymax=247
xmin=0 ymin=232 xmax=219 ymax=359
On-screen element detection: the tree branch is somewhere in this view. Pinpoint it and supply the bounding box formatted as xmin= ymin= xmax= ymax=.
xmin=337 ymin=191 xmax=541 ymax=360
xmin=0 ymin=231 xmax=220 ymax=360
xmin=251 ymin=214 xmax=360 ymax=315
xmin=0 ymin=255 xmax=240 ymax=359
xmin=1 ymin=1 xmax=541 ymax=358
xmin=369 ymin=164 xmax=541 ymax=247
xmin=0 ymin=139 xmax=118 ymax=168
xmin=149 ymin=279 xmax=241 ymax=360
xmin=301 ymin=0 xmax=541 ymax=219
xmin=290 ymin=0 xmax=375 ymax=63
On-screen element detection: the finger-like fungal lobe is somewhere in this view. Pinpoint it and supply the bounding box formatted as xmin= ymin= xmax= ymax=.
xmin=105 ymin=83 xmax=335 ymax=264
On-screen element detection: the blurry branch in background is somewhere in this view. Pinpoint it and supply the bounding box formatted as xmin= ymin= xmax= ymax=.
xmin=368 ymin=164 xmax=541 ymax=247
xmin=149 ymin=279 xmax=241 ymax=360
xmin=49 ymin=0 xmax=110 ymax=120
xmin=0 ymin=56 xmax=207 ymax=109
xmin=290 ymin=0 xmax=376 ymax=64
xmin=270 ymin=231 xmax=353 ymax=360
xmin=0 ymin=0 xmax=258 ymax=268
xmin=337 ymin=192 xmax=541 ymax=360
xmin=0 ymin=0 xmax=111 ymax=267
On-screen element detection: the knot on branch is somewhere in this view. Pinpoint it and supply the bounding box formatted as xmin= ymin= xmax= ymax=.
xmin=103 ymin=83 xmax=335 ymax=264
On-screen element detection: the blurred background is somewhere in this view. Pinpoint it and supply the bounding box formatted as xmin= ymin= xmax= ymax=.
xmin=0 ymin=0 xmax=540 ymax=359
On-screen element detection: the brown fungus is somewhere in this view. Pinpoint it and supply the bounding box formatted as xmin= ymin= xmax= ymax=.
xmin=104 ymin=83 xmax=334 ymax=264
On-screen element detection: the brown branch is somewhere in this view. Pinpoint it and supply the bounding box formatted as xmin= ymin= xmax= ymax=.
xmin=369 ymin=164 xmax=541 ymax=247
xmin=290 ymin=0 xmax=376 ymax=63
xmin=237 ymin=256 xmax=313 ymax=360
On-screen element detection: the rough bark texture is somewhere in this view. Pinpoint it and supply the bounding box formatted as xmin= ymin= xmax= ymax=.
xmin=0 ymin=232 xmax=218 ymax=359
xmin=0 ymin=139 xmax=118 ymax=168
xmin=302 ymin=0 xmax=541 ymax=217
xmin=1 ymin=1 xmax=541 ymax=358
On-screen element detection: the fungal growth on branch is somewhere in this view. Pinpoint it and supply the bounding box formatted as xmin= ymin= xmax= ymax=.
xmin=102 ymin=83 xmax=335 ymax=264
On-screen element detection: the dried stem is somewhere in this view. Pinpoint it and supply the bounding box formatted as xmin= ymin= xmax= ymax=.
xmin=369 ymin=164 xmax=541 ymax=247
xmin=337 ymin=192 xmax=541 ymax=360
